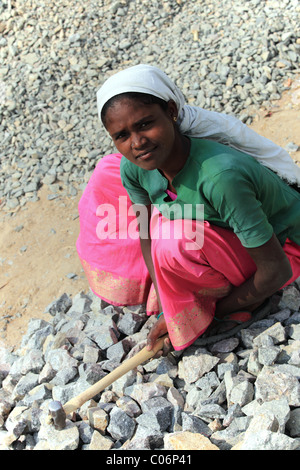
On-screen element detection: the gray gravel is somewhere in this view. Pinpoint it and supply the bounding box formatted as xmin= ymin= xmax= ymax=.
xmin=0 ymin=0 xmax=299 ymax=211
xmin=1 ymin=284 xmax=300 ymax=450
xmin=1 ymin=0 xmax=300 ymax=451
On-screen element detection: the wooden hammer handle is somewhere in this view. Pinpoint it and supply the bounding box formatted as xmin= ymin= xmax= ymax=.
xmin=63 ymin=334 xmax=168 ymax=415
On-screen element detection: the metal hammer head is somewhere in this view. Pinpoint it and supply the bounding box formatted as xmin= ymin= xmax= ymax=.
xmin=48 ymin=401 xmax=67 ymax=430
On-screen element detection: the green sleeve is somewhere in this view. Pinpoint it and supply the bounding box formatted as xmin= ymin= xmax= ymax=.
xmin=205 ymin=169 xmax=274 ymax=248
xmin=120 ymin=157 xmax=151 ymax=205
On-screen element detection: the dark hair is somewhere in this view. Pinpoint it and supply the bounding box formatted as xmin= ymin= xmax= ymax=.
xmin=101 ymin=92 xmax=169 ymax=127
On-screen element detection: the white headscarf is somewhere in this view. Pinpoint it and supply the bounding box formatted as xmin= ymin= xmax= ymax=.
xmin=97 ymin=64 xmax=300 ymax=186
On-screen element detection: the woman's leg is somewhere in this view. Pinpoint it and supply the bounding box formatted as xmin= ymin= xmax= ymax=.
xmin=151 ymin=212 xmax=300 ymax=350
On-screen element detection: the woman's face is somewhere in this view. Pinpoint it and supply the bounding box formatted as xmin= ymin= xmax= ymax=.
xmin=104 ymin=97 xmax=179 ymax=171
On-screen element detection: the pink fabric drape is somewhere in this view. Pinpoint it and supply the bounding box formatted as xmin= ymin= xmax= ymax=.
xmin=76 ymin=153 xmax=158 ymax=312
xmin=76 ymin=154 xmax=300 ymax=350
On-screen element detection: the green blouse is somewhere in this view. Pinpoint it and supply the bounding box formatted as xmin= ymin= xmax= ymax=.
xmin=120 ymin=138 xmax=300 ymax=248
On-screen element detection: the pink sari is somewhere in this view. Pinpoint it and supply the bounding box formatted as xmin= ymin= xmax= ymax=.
xmin=77 ymin=154 xmax=300 ymax=350
xmin=76 ymin=154 xmax=158 ymax=313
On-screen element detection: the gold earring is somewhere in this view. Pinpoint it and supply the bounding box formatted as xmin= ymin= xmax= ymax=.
xmin=173 ymin=116 xmax=177 ymax=122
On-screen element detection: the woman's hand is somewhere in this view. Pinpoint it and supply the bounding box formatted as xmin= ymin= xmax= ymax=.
xmin=146 ymin=314 xmax=173 ymax=356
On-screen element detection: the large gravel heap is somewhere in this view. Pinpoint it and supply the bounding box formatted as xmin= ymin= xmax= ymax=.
xmin=0 ymin=0 xmax=299 ymax=211
xmin=1 ymin=286 xmax=300 ymax=451
xmin=0 ymin=0 xmax=300 ymax=451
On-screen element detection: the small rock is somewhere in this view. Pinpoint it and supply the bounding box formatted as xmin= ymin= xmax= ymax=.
xmin=76 ymin=421 xmax=94 ymax=444
xmin=89 ymin=430 xmax=114 ymax=450
xmin=138 ymin=396 xmax=174 ymax=432
xmin=253 ymin=322 xmax=286 ymax=346
xmin=118 ymin=311 xmax=148 ymax=335
xmin=115 ymin=396 xmax=141 ymax=418
xmin=286 ymin=408 xmax=300 ymax=437
xmin=194 ymin=404 xmax=226 ymax=422
xmin=279 ymin=286 xmax=300 ymax=311
xmin=181 ymin=412 xmax=212 ymax=436
xmin=164 ymin=431 xmax=219 ymax=450
xmin=45 ymin=294 xmax=72 ymax=316
xmin=88 ymin=407 xmax=109 ymax=435
xmin=107 ymin=407 xmax=136 ymax=442
xmin=255 ymin=367 xmax=300 ymax=406
xmin=167 ymin=387 xmax=185 ymax=408
xmin=178 ymin=349 xmax=219 ymax=384
xmin=232 ymin=430 xmax=300 ymax=450
xmin=38 ymin=420 xmax=80 ymax=451
xmin=127 ymin=382 xmax=167 ymax=405
xmin=210 ymin=338 xmax=239 ymax=354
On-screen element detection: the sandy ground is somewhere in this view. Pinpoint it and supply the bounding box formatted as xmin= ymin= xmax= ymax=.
xmin=1 ymin=78 xmax=300 ymax=351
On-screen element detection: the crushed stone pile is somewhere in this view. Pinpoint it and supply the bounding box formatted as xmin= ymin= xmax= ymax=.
xmin=1 ymin=281 xmax=300 ymax=450
xmin=0 ymin=0 xmax=299 ymax=211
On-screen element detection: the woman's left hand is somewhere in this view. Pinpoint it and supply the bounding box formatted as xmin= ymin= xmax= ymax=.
xmin=146 ymin=314 xmax=173 ymax=356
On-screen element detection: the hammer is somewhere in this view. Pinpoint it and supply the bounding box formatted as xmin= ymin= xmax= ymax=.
xmin=47 ymin=334 xmax=168 ymax=430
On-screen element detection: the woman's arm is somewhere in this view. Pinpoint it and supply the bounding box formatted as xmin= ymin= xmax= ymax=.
xmin=139 ymin=236 xmax=162 ymax=312
xmin=133 ymin=204 xmax=170 ymax=351
xmin=140 ymin=235 xmax=170 ymax=352
xmin=215 ymin=232 xmax=293 ymax=317
xmin=134 ymin=204 xmax=162 ymax=311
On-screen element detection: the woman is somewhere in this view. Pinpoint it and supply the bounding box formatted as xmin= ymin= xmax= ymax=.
xmin=77 ymin=64 xmax=300 ymax=352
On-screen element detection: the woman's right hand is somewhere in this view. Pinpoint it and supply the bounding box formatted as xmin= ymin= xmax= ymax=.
xmin=146 ymin=314 xmax=172 ymax=356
